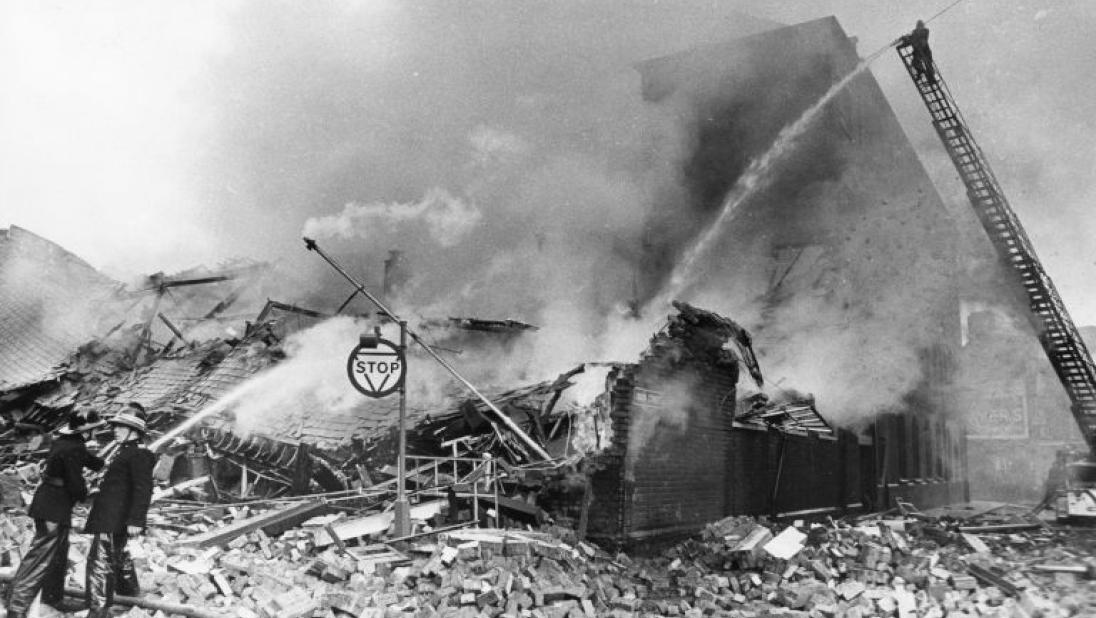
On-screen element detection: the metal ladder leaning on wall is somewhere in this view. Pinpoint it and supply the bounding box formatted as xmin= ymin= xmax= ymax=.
xmin=896 ymin=43 xmax=1096 ymax=450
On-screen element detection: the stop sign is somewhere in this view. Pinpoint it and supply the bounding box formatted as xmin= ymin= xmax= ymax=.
xmin=347 ymin=338 xmax=405 ymax=398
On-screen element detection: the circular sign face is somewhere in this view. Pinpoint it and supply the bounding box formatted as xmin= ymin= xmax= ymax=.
xmin=347 ymin=339 xmax=405 ymax=398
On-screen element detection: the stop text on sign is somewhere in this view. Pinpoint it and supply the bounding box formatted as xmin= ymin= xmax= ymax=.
xmin=347 ymin=338 xmax=405 ymax=398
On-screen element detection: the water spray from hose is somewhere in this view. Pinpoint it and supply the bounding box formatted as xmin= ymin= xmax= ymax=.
xmin=647 ymin=0 xmax=966 ymax=309
xmin=650 ymin=54 xmax=882 ymax=308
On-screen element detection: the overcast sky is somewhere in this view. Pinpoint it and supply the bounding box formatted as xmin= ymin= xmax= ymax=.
xmin=2 ymin=0 xmax=1094 ymax=323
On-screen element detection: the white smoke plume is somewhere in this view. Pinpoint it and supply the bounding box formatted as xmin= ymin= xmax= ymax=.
xmin=229 ymin=316 xmax=483 ymax=439
xmin=302 ymin=188 xmax=482 ymax=249
xmin=228 ymin=317 xmax=365 ymax=437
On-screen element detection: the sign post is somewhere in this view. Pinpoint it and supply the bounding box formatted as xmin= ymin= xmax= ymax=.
xmin=347 ymin=326 xmax=411 ymax=536
xmin=395 ymin=321 xmax=410 ymax=536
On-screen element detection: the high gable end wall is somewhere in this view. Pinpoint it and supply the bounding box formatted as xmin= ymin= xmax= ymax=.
xmin=579 ymin=16 xmax=974 ymax=546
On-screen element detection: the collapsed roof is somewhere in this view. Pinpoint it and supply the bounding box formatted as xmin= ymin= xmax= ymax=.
xmin=0 ymin=228 xmax=806 ymax=500
xmin=0 ymin=226 xmax=124 ymax=393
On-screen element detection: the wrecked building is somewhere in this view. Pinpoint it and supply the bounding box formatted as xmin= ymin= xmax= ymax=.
xmin=0 ymin=226 xmax=123 ymax=419
xmin=580 ymin=302 xmax=965 ymax=548
xmin=6 ymin=3 xmax=1096 ymax=615
xmin=0 ymin=219 xmax=964 ymax=546
xmin=0 ymin=17 xmax=976 ymax=545
xmin=631 ymin=16 xmax=1096 ymax=509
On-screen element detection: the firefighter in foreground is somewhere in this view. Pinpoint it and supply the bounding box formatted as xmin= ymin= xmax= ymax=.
xmin=901 ymin=19 xmax=935 ymax=83
xmin=83 ymin=404 xmax=155 ymax=618
xmin=5 ymin=412 xmax=105 ymax=617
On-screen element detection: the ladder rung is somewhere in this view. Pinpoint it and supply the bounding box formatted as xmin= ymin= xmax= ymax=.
xmin=908 ymin=53 xmax=1096 ymax=432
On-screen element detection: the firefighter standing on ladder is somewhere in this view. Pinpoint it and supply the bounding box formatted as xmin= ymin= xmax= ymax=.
xmin=901 ymin=20 xmax=935 ymax=84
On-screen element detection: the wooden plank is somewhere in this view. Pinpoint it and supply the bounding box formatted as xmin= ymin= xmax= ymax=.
xmin=152 ymin=476 xmax=210 ymax=503
xmin=960 ymin=533 xmax=991 ymax=554
xmin=313 ymin=500 xmax=444 ymax=548
xmin=175 ymin=500 xmax=327 ymax=548
xmin=454 ymin=493 xmax=544 ymax=519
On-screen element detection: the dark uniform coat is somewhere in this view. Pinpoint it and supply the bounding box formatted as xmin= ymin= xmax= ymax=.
xmin=28 ymin=434 xmax=104 ymax=526
xmin=83 ymin=441 xmax=155 ymax=534
xmin=907 ymin=23 xmax=930 ymax=51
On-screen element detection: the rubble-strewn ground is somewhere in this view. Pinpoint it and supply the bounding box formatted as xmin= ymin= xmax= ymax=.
xmin=2 ymin=499 xmax=1096 ymax=618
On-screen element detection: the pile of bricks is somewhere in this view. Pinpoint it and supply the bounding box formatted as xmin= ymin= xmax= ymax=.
xmin=628 ymin=514 xmax=1096 ymax=617
xmin=3 ymin=505 xmax=1096 ymax=617
xmin=146 ymin=527 xmax=610 ymax=618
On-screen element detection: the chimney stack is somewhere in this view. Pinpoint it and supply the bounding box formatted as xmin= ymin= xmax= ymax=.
xmin=383 ymin=250 xmax=407 ymax=298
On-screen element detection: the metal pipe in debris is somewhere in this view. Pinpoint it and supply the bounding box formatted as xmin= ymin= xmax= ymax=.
xmin=303 ymin=237 xmax=552 ymax=462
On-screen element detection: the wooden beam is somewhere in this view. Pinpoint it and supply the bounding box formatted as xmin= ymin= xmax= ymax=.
xmin=313 ymin=501 xmax=444 ymax=547
xmin=158 ymin=313 xmax=188 ymax=345
xmin=151 ymin=476 xmax=209 ymax=503
xmin=175 ymin=500 xmax=328 ymax=548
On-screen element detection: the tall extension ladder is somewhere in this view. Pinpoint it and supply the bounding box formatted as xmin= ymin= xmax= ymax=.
xmin=898 ymin=43 xmax=1096 ymax=450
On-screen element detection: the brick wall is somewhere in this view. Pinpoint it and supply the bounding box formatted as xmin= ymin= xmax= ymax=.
xmin=587 ymin=366 xmax=968 ymax=545
xmin=585 ymin=349 xmax=739 ymax=543
xmin=624 ymin=358 xmax=737 ymax=538
xmin=584 ymin=365 xmax=631 ymax=542
xmin=726 ymin=425 xmax=862 ymax=517
xmin=582 ymin=309 xmax=968 ymax=546
xmin=873 ymin=412 xmax=969 ymax=509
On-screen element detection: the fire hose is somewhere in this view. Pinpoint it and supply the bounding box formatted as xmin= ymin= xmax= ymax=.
xmin=83 ymin=440 xmax=120 ymax=497
xmin=0 ymin=571 xmax=229 ymax=618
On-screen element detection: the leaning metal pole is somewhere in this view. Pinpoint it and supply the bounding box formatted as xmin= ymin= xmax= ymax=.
xmin=303 ymin=237 xmax=553 ymax=462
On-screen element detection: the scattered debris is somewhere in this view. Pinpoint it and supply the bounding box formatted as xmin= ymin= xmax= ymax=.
xmin=0 ymin=494 xmax=1092 ymax=617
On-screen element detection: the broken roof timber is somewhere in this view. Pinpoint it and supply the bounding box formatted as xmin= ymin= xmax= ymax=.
xmin=446 ymin=317 xmax=538 ymax=333
xmin=736 ymin=398 xmax=834 ymax=436
xmin=254 ymin=300 xmax=330 ymax=325
xmin=175 ymin=499 xmax=329 ymax=548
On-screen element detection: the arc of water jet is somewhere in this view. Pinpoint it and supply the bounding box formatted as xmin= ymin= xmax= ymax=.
xmin=651 ymin=49 xmax=893 ymax=311
xmin=148 ymin=384 xmax=255 ymax=452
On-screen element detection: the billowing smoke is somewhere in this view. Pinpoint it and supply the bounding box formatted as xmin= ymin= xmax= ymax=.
xmin=209 ymin=5 xmax=962 ymax=425
xmin=228 ymin=316 xmax=501 ymax=441
xmin=184 ymin=2 xmax=779 ymax=335
xmin=624 ymin=29 xmax=962 ymax=426
xmin=181 ymin=2 xmax=774 ymax=390
xmin=9 ymin=1 xmax=1092 ymax=439
xmin=303 ymin=188 xmax=482 ymax=249
xmin=229 ymin=317 xmax=370 ymax=438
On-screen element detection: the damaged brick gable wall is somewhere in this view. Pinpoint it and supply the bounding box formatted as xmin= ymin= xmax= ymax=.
xmin=583 ymin=304 xmax=746 ymax=544
xmin=585 ymin=337 xmax=739 ymax=544
xmin=580 ymin=306 xmax=970 ymax=547
xmin=582 ymin=324 xmax=862 ymax=545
